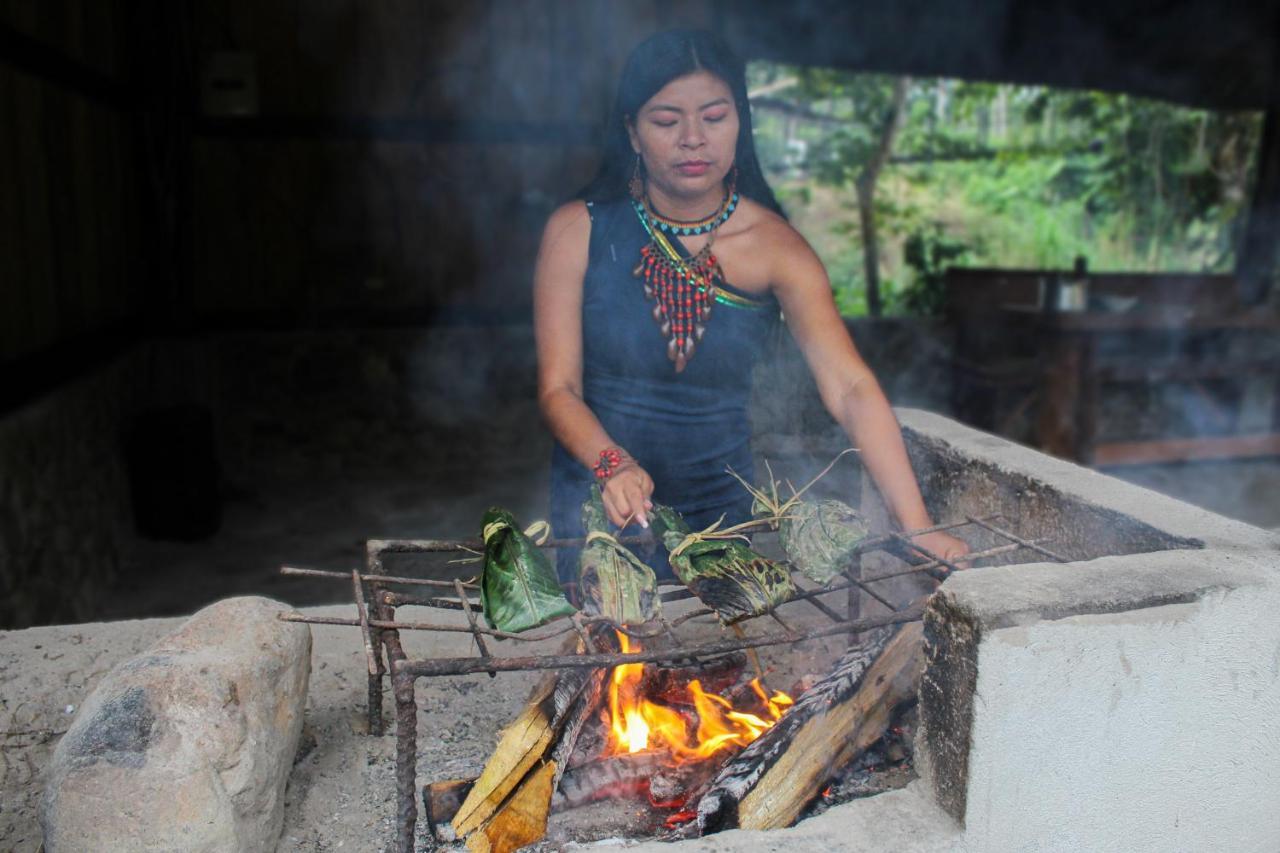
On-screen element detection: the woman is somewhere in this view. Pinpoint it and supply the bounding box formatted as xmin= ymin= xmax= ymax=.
xmin=535 ymin=30 xmax=968 ymax=586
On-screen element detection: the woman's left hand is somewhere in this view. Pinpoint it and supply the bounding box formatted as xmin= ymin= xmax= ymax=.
xmin=909 ymin=531 xmax=972 ymax=571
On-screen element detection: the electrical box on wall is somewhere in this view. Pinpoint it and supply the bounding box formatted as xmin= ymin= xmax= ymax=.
xmin=200 ymin=51 xmax=259 ymax=117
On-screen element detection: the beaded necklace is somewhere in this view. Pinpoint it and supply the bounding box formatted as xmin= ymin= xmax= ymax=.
xmin=630 ymin=176 xmax=739 ymax=372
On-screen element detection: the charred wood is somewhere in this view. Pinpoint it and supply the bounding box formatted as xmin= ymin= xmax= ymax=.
xmin=551 ymin=751 xmax=668 ymax=811
xmin=695 ymin=622 xmax=924 ymax=833
xmin=422 ymin=778 xmax=475 ymax=841
xmin=650 ymin=758 xmax=721 ymax=807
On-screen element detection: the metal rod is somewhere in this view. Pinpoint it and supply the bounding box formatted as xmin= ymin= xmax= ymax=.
xmin=768 ymin=610 xmax=794 ymax=634
xmin=860 ymin=540 xmax=1033 ymax=583
xmin=849 ymin=516 xmax=998 ymax=556
xmin=366 ymin=533 xmax=659 ymax=554
xmin=455 ymin=579 xmax=496 ymax=677
xmin=364 ymin=550 xmax=385 ymax=737
xmin=847 ymin=573 xmax=898 ymax=611
xmin=571 ymin=613 xmax=599 ymax=654
xmin=794 ymin=582 xmax=846 ymax=624
xmin=351 ymin=570 xmax=379 ymax=678
xmin=380 ymin=590 xmax=470 ymax=611
xmin=888 ymin=533 xmax=960 ymax=579
xmin=965 ymin=515 xmax=1071 ymax=563
xmin=392 ymin=603 xmax=925 ymax=679
xmin=277 ymin=606 xmax=719 ymax=642
xmin=393 ymin=670 xmax=418 ymax=853
xmin=282 ymin=565 xmax=476 ymax=590
xmin=846 ymin=553 xmax=862 ymax=633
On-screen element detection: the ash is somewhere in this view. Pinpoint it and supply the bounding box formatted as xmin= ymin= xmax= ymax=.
xmin=801 ymin=703 xmax=919 ymax=821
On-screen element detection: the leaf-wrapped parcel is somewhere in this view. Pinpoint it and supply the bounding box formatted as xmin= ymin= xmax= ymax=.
xmin=732 ymin=453 xmax=868 ymax=585
xmin=479 ymin=507 xmax=576 ymax=633
xmin=772 ymin=498 xmax=868 ymax=585
xmin=652 ymin=504 xmax=794 ymax=625
xmin=577 ymin=486 xmax=659 ymax=624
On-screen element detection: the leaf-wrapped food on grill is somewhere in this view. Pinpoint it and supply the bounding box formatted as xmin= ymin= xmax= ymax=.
xmin=651 ymin=504 xmax=794 ymax=625
xmin=577 ymin=486 xmax=659 ymax=623
xmin=479 ymin=507 xmax=576 ymax=633
xmin=775 ymin=499 xmax=867 ymax=584
xmin=730 ymin=451 xmax=867 ymax=585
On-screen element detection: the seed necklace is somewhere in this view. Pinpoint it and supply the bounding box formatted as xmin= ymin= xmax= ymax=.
xmin=631 ymin=171 xmax=739 ymax=372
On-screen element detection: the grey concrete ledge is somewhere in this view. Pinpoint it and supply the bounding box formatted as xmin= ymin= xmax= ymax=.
xmin=896 ymin=408 xmax=1280 ymax=553
xmin=934 ymin=547 xmax=1277 ymax=632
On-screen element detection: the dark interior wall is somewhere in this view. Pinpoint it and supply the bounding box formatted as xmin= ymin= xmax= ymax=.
xmin=0 ymin=1 xmax=144 ymax=365
xmin=186 ymin=0 xmax=718 ymax=320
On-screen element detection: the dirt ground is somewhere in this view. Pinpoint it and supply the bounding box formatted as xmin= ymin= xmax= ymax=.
xmin=2 ymin=592 xmax=856 ymax=853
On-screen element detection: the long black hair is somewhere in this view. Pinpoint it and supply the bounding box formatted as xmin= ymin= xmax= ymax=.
xmin=577 ymin=29 xmax=785 ymax=218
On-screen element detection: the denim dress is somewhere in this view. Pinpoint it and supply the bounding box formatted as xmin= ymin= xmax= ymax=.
xmin=549 ymin=197 xmax=779 ymax=583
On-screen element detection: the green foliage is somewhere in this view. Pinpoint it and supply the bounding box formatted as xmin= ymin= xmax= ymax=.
xmin=899 ymin=225 xmax=974 ymax=317
xmin=748 ymin=65 xmax=1263 ymax=316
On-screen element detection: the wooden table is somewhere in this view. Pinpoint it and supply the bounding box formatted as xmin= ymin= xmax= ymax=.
xmin=1001 ymin=306 xmax=1280 ymax=465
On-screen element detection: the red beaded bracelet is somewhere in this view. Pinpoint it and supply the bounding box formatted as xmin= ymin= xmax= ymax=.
xmin=593 ymin=447 xmax=626 ymax=481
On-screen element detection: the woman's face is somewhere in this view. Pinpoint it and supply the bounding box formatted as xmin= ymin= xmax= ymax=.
xmin=628 ymin=70 xmax=739 ymax=203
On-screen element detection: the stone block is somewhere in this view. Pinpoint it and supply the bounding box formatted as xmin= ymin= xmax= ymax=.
xmin=41 ymin=596 xmax=311 ymax=852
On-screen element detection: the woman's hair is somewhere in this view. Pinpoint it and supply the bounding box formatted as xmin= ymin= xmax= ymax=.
xmin=577 ymin=29 xmax=785 ymax=218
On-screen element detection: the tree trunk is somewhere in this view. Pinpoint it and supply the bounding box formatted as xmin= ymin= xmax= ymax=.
xmin=856 ymin=77 xmax=910 ymax=317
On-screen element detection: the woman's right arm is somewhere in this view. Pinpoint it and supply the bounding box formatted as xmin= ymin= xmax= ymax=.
xmin=534 ymin=202 xmax=654 ymax=527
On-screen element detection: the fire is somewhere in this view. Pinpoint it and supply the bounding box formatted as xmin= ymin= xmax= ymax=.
xmin=606 ymin=631 xmax=794 ymax=762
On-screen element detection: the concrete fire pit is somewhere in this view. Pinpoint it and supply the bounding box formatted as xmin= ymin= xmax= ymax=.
xmin=5 ymin=410 xmax=1277 ymax=852
xmin=645 ymin=410 xmax=1280 ymax=852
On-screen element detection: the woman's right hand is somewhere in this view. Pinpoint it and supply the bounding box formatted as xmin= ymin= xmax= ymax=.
xmin=602 ymin=461 xmax=655 ymax=528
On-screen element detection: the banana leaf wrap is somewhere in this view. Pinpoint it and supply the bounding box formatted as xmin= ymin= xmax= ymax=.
xmin=479 ymin=507 xmax=576 ymax=633
xmin=652 ymin=504 xmax=795 ymax=625
xmin=775 ymin=498 xmax=868 ymax=585
xmin=577 ymin=486 xmax=659 ymax=623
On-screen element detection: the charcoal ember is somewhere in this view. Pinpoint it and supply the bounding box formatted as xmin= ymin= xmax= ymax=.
xmin=800 ymin=702 xmax=919 ymax=820
xmin=650 ymin=759 xmax=721 ymax=806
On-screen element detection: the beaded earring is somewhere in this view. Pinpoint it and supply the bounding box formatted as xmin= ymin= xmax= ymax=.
xmin=628 ymin=153 xmax=644 ymax=202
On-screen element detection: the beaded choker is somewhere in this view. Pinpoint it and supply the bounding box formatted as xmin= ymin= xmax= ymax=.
xmin=631 ymin=176 xmax=739 ymax=372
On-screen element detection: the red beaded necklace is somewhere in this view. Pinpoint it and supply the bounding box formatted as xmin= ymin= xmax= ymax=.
xmin=630 ymin=175 xmax=738 ymax=373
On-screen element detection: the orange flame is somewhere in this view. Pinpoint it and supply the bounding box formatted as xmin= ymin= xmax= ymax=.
xmin=606 ymin=631 xmax=793 ymax=763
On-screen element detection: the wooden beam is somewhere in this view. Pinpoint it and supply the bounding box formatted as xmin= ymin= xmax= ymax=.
xmin=1092 ymin=433 xmax=1280 ymax=466
xmin=194 ymin=115 xmax=600 ymax=146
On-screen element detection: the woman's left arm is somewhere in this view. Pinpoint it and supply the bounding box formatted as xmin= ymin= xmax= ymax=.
xmin=767 ymin=225 xmax=970 ymax=564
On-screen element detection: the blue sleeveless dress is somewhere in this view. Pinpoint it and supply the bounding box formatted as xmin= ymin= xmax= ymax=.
xmin=550 ymin=197 xmax=779 ymax=582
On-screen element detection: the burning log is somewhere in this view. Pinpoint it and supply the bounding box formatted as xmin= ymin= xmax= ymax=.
xmin=549 ymin=668 xmax=608 ymax=787
xmin=694 ymin=622 xmax=924 ymax=833
xmin=552 ymin=751 xmax=668 ymax=810
xmin=451 ymin=634 xmax=611 ymax=845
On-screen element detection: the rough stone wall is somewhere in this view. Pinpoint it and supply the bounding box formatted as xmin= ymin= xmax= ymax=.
xmin=207 ymin=324 xmax=543 ymax=479
xmin=0 ymin=355 xmax=138 ymax=628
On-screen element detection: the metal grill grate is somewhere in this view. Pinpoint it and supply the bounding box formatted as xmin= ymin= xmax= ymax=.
xmin=279 ymin=514 xmax=1065 ymax=851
